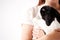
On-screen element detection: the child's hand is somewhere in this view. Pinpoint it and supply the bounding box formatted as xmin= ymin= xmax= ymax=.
xmin=37 ymin=28 xmax=60 ymax=40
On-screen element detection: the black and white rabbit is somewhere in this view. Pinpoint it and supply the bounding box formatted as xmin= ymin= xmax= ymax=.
xmin=38 ymin=5 xmax=60 ymax=34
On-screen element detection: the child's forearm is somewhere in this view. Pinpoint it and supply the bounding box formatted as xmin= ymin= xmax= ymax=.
xmin=21 ymin=24 xmax=33 ymax=40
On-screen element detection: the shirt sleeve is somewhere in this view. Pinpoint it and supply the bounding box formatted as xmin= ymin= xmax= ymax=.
xmin=20 ymin=8 xmax=34 ymax=25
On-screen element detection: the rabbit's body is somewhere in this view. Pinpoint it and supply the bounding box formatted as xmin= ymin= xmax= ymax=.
xmin=33 ymin=4 xmax=60 ymax=34
xmin=39 ymin=4 xmax=60 ymax=34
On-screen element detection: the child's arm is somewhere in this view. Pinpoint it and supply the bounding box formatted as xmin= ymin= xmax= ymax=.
xmin=21 ymin=24 xmax=33 ymax=40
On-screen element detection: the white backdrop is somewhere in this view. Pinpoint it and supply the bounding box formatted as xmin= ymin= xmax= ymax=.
xmin=0 ymin=0 xmax=38 ymax=40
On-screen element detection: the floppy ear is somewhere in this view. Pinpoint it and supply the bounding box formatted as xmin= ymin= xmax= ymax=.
xmin=40 ymin=6 xmax=55 ymax=26
xmin=55 ymin=11 xmax=60 ymax=23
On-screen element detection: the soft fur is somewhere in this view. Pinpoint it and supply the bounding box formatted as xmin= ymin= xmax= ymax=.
xmin=40 ymin=6 xmax=60 ymax=26
xmin=59 ymin=0 xmax=60 ymax=4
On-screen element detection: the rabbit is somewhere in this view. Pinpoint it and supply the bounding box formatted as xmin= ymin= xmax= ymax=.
xmin=38 ymin=5 xmax=60 ymax=34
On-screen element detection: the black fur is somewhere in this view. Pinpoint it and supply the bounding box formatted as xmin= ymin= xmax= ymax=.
xmin=59 ymin=0 xmax=60 ymax=4
xmin=40 ymin=6 xmax=60 ymax=26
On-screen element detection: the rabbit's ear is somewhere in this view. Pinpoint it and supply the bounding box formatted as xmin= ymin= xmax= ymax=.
xmin=55 ymin=12 xmax=60 ymax=23
xmin=59 ymin=0 xmax=60 ymax=4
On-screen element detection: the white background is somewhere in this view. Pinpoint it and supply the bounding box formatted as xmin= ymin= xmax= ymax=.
xmin=0 ymin=0 xmax=38 ymax=40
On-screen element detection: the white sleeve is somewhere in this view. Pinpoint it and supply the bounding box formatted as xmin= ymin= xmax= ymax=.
xmin=20 ymin=8 xmax=34 ymax=25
